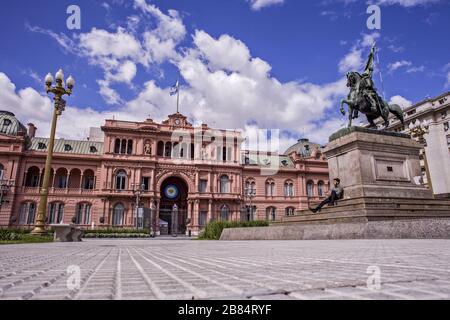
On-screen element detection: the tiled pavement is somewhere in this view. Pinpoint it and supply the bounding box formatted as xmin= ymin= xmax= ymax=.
xmin=0 ymin=239 xmax=449 ymax=300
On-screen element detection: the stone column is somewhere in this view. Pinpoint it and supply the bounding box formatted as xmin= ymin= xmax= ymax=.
xmin=193 ymin=200 xmax=200 ymax=235
xmin=79 ymin=174 xmax=84 ymax=194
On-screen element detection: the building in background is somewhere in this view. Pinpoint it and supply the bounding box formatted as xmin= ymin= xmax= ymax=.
xmin=0 ymin=110 xmax=329 ymax=235
xmin=373 ymin=92 xmax=450 ymax=198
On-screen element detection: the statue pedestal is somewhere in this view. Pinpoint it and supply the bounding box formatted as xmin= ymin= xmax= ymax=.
xmin=326 ymin=126 xmax=432 ymax=200
xmin=220 ymin=127 xmax=450 ymax=240
xmin=321 ymin=127 xmax=450 ymax=222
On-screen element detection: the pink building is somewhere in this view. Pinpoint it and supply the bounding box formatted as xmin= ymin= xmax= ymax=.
xmin=0 ymin=110 xmax=329 ymax=235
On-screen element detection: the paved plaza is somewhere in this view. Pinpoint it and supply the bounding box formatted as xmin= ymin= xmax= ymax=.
xmin=1 ymin=239 xmax=450 ymax=300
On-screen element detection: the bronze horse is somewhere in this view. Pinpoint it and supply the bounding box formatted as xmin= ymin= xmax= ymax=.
xmin=340 ymin=72 xmax=404 ymax=129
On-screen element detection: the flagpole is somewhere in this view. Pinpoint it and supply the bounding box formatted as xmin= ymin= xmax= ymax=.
xmin=176 ymin=84 xmax=180 ymax=113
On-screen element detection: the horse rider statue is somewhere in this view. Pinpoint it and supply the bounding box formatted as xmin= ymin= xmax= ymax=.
xmin=340 ymin=43 xmax=404 ymax=129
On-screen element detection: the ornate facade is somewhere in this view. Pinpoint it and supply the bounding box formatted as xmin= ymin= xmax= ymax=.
xmin=0 ymin=111 xmax=329 ymax=235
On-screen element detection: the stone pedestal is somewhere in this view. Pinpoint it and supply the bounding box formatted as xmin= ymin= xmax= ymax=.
xmin=219 ymin=127 xmax=450 ymax=240
xmin=326 ymin=127 xmax=431 ymax=200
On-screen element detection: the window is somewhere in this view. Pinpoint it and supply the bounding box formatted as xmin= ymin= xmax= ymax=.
xmin=199 ymin=211 xmax=208 ymax=226
xmin=0 ymin=164 xmax=4 ymax=181
xmin=444 ymin=122 xmax=449 ymax=132
xmin=1 ymin=119 xmax=11 ymax=133
xmin=447 ymin=135 xmax=450 ymax=146
xmin=38 ymin=142 xmax=47 ymax=150
xmin=220 ymin=175 xmax=230 ymax=194
xmin=76 ymin=203 xmax=92 ymax=225
xmin=19 ymin=202 xmax=36 ymax=225
xmin=285 ymin=207 xmax=295 ymax=217
xmin=157 ymin=141 xmax=164 ymax=157
xmin=245 ymin=180 xmax=256 ymax=196
xmin=127 ymin=140 xmax=133 ymax=155
xmin=141 ymin=177 xmax=150 ymax=191
xmin=114 ymin=139 xmax=121 ymax=154
xmin=306 ymin=181 xmax=314 ymax=197
xmin=165 ymin=142 xmax=172 ymax=157
xmin=266 ymin=180 xmax=275 ymax=197
xmin=121 ymin=139 xmax=127 ymax=154
xmin=318 ymin=181 xmax=325 ymax=197
xmin=48 ymin=202 xmax=64 ymax=224
xmin=266 ymin=207 xmax=276 ymax=221
xmin=115 ymin=170 xmax=127 ymax=190
xmin=284 ymin=181 xmax=294 ymax=197
xmin=406 ymin=109 xmax=416 ymax=117
xmin=112 ymin=203 xmax=125 ymax=226
xmin=199 ymin=179 xmax=208 ymax=193
xmin=220 ymin=205 xmax=230 ymax=221
xmin=64 ymin=144 xmax=72 ymax=152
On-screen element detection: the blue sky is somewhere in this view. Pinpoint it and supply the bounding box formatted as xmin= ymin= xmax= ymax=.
xmin=0 ymin=0 xmax=449 ymax=149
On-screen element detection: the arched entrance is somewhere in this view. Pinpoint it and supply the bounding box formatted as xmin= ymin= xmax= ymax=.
xmin=159 ymin=177 xmax=189 ymax=235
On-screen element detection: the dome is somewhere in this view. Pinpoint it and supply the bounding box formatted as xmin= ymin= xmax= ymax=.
xmin=0 ymin=111 xmax=27 ymax=136
xmin=284 ymin=138 xmax=323 ymax=157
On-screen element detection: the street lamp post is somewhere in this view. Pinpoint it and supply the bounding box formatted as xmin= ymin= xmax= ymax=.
xmin=409 ymin=119 xmax=434 ymax=195
xmin=244 ymin=186 xmax=255 ymax=221
xmin=133 ymin=183 xmax=145 ymax=230
xmin=31 ymin=69 xmax=75 ymax=235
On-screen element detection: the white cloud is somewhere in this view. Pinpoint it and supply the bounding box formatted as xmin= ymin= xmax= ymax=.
xmin=20 ymin=2 xmax=395 ymax=147
xmin=387 ymin=60 xmax=425 ymax=74
xmin=389 ymin=95 xmax=413 ymax=109
xmin=247 ymin=0 xmax=284 ymax=11
xmin=388 ymin=60 xmax=412 ymax=73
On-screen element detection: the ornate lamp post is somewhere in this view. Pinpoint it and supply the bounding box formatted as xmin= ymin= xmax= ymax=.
xmin=409 ymin=119 xmax=434 ymax=194
xmin=31 ymin=69 xmax=74 ymax=235
xmin=244 ymin=185 xmax=255 ymax=221
xmin=132 ymin=183 xmax=146 ymax=229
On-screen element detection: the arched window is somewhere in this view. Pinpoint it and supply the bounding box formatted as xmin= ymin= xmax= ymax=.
xmin=76 ymin=203 xmax=92 ymax=225
xmin=265 ymin=180 xmax=275 ymax=197
xmin=114 ymin=139 xmax=121 ymax=154
xmin=0 ymin=164 xmax=4 ymax=180
xmin=19 ymin=202 xmax=36 ymax=225
xmin=112 ymin=203 xmax=125 ymax=226
xmin=127 ymin=140 xmax=133 ymax=155
xmin=306 ymin=181 xmax=314 ymax=197
xmin=25 ymin=166 xmax=40 ymax=187
xmin=318 ymin=181 xmax=325 ymax=197
xmin=285 ymin=207 xmax=295 ymax=217
xmin=245 ymin=179 xmax=256 ymax=196
xmin=115 ymin=170 xmax=127 ymax=190
xmin=220 ymin=205 xmax=230 ymax=221
xmin=48 ymin=202 xmax=64 ymax=224
xmin=266 ymin=207 xmax=276 ymax=221
xmin=220 ymin=175 xmax=230 ymax=194
xmin=157 ymin=141 xmax=164 ymax=157
xmin=284 ymin=181 xmax=294 ymax=197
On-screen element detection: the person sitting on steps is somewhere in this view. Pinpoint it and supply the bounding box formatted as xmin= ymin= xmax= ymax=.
xmin=309 ymin=178 xmax=344 ymax=213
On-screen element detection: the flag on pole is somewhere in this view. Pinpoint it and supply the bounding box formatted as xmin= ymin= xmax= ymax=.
xmin=170 ymin=80 xmax=180 ymax=96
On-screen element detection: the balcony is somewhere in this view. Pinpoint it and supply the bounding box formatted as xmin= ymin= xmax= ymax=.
xmin=20 ymin=186 xmax=97 ymax=195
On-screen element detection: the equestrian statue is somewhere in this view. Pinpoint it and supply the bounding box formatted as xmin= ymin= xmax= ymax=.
xmin=340 ymin=43 xmax=404 ymax=129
